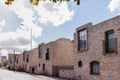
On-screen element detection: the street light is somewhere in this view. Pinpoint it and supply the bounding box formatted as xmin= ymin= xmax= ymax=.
xmin=21 ymin=24 xmax=32 ymax=50
xmin=14 ymin=50 xmax=16 ymax=71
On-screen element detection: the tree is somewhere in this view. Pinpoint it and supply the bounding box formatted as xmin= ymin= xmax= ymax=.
xmin=5 ymin=0 xmax=80 ymax=6
xmin=0 ymin=62 xmax=2 ymax=68
xmin=2 ymin=60 xmax=8 ymax=67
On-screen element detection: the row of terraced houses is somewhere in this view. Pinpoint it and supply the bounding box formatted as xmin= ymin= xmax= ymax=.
xmin=8 ymin=16 xmax=120 ymax=80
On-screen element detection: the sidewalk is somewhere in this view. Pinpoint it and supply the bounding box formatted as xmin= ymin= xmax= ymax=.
xmin=4 ymin=69 xmax=68 ymax=80
xmin=34 ymin=75 xmax=68 ymax=80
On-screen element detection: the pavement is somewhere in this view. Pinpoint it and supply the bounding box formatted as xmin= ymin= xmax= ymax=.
xmin=0 ymin=69 xmax=67 ymax=80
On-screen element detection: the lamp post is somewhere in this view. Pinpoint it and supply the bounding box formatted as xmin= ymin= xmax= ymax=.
xmin=21 ymin=24 xmax=32 ymax=50
xmin=14 ymin=50 xmax=15 ymax=71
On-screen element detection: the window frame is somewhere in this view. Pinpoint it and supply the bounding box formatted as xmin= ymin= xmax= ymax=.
xmin=38 ymin=45 xmax=42 ymax=58
xmin=105 ymin=30 xmax=115 ymax=53
xmin=90 ymin=61 xmax=100 ymax=75
xmin=78 ymin=28 xmax=87 ymax=51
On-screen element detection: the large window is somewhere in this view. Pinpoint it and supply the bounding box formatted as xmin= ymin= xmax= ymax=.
xmin=90 ymin=61 xmax=100 ymax=75
xmin=78 ymin=29 xmax=87 ymax=50
xmin=105 ymin=30 xmax=115 ymax=53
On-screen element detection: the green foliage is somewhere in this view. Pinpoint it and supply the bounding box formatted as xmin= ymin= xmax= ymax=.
xmin=5 ymin=0 xmax=80 ymax=6
xmin=30 ymin=0 xmax=33 ymax=4
xmin=33 ymin=0 xmax=39 ymax=6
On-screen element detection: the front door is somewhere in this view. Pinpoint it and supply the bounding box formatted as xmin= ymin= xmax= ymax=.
xmin=52 ymin=66 xmax=59 ymax=77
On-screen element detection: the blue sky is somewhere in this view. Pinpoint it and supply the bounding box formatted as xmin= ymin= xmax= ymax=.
xmin=0 ymin=0 xmax=120 ymax=55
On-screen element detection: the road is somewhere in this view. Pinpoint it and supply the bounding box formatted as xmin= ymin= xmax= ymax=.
xmin=0 ymin=69 xmax=67 ymax=80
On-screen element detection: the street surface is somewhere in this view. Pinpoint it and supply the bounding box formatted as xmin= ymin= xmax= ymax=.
xmin=0 ymin=69 xmax=67 ymax=80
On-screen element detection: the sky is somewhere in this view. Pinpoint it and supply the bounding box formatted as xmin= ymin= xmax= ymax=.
xmin=0 ymin=0 xmax=120 ymax=56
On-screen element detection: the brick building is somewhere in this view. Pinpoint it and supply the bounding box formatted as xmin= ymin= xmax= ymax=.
xmin=74 ymin=16 xmax=120 ymax=80
xmin=8 ymin=38 xmax=74 ymax=78
xmin=17 ymin=53 xmax=24 ymax=71
xmin=37 ymin=38 xmax=74 ymax=77
xmin=27 ymin=48 xmax=39 ymax=74
xmin=8 ymin=54 xmax=15 ymax=70
xmin=8 ymin=15 xmax=120 ymax=80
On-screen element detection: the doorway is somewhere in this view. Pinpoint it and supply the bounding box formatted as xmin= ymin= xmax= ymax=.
xmin=43 ymin=64 xmax=45 ymax=71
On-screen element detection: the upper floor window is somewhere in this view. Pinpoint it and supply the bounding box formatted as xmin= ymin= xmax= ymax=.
xmin=105 ymin=30 xmax=115 ymax=53
xmin=26 ymin=55 xmax=29 ymax=63
xmin=39 ymin=63 xmax=40 ymax=67
xmin=90 ymin=61 xmax=100 ymax=75
xmin=46 ymin=48 xmax=50 ymax=60
xmin=23 ymin=51 xmax=26 ymax=61
xmin=17 ymin=58 xmax=18 ymax=64
xmin=78 ymin=29 xmax=87 ymax=51
xmin=38 ymin=45 xmax=42 ymax=58
xmin=9 ymin=57 xmax=12 ymax=64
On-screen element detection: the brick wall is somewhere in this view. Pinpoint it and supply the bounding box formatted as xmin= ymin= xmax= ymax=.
xmin=59 ymin=66 xmax=74 ymax=79
xmin=53 ymin=38 xmax=74 ymax=66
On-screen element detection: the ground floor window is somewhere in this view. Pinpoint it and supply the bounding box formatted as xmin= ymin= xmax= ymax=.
xmin=90 ymin=61 xmax=100 ymax=75
xmin=43 ymin=64 xmax=45 ymax=71
xmin=78 ymin=61 xmax=82 ymax=67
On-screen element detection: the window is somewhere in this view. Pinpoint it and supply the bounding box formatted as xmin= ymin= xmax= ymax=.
xmin=26 ymin=55 xmax=29 ymax=63
xmin=39 ymin=63 xmax=40 ymax=67
xmin=23 ymin=51 xmax=26 ymax=61
xmin=46 ymin=48 xmax=50 ymax=60
xmin=9 ymin=57 xmax=12 ymax=64
xmin=90 ymin=61 xmax=100 ymax=75
xmin=17 ymin=59 xmax=18 ymax=64
xmin=38 ymin=45 xmax=42 ymax=58
xmin=43 ymin=64 xmax=45 ymax=71
xmin=105 ymin=30 xmax=115 ymax=53
xmin=78 ymin=61 xmax=82 ymax=67
xmin=78 ymin=29 xmax=87 ymax=51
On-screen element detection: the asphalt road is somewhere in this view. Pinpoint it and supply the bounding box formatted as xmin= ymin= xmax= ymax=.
xmin=0 ymin=69 xmax=67 ymax=80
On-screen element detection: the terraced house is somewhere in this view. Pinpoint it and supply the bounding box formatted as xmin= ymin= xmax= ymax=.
xmin=26 ymin=48 xmax=39 ymax=74
xmin=8 ymin=54 xmax=15 ymax=70
xmin=37 ymin=38 xmax=74 ymax=77
xmin=74 ymin=16 xmax=120 ymax=80
xmin=8 ymin=53 xmax=24 ymax=71
xmin=8 ymin=38 xmax=74 ymax=78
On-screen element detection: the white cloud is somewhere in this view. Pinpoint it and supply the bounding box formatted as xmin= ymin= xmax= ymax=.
xmin=34 ymin=1 xmax=74 ymax=26
xmin=0 ymin=0 xmax=42 ymax=52
xmin=1 ymin=0 xmax=74 ymax=27
xmin=0 ymin=27 xmax=38 ymax=52
xmin=108 ymin=0 xmax=120 ymax=12
xmin=0 ymin=20 xmax=6 ymax=31
xmin=7 ymin=0 xmax=42 ymax=38
xmin=0 ymin=20 xmax=5 ymax=27
xmin=1 ymin=49 xmax=8 ymax=56
xmin=0 ymin=0 xmax=74 ymax=52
